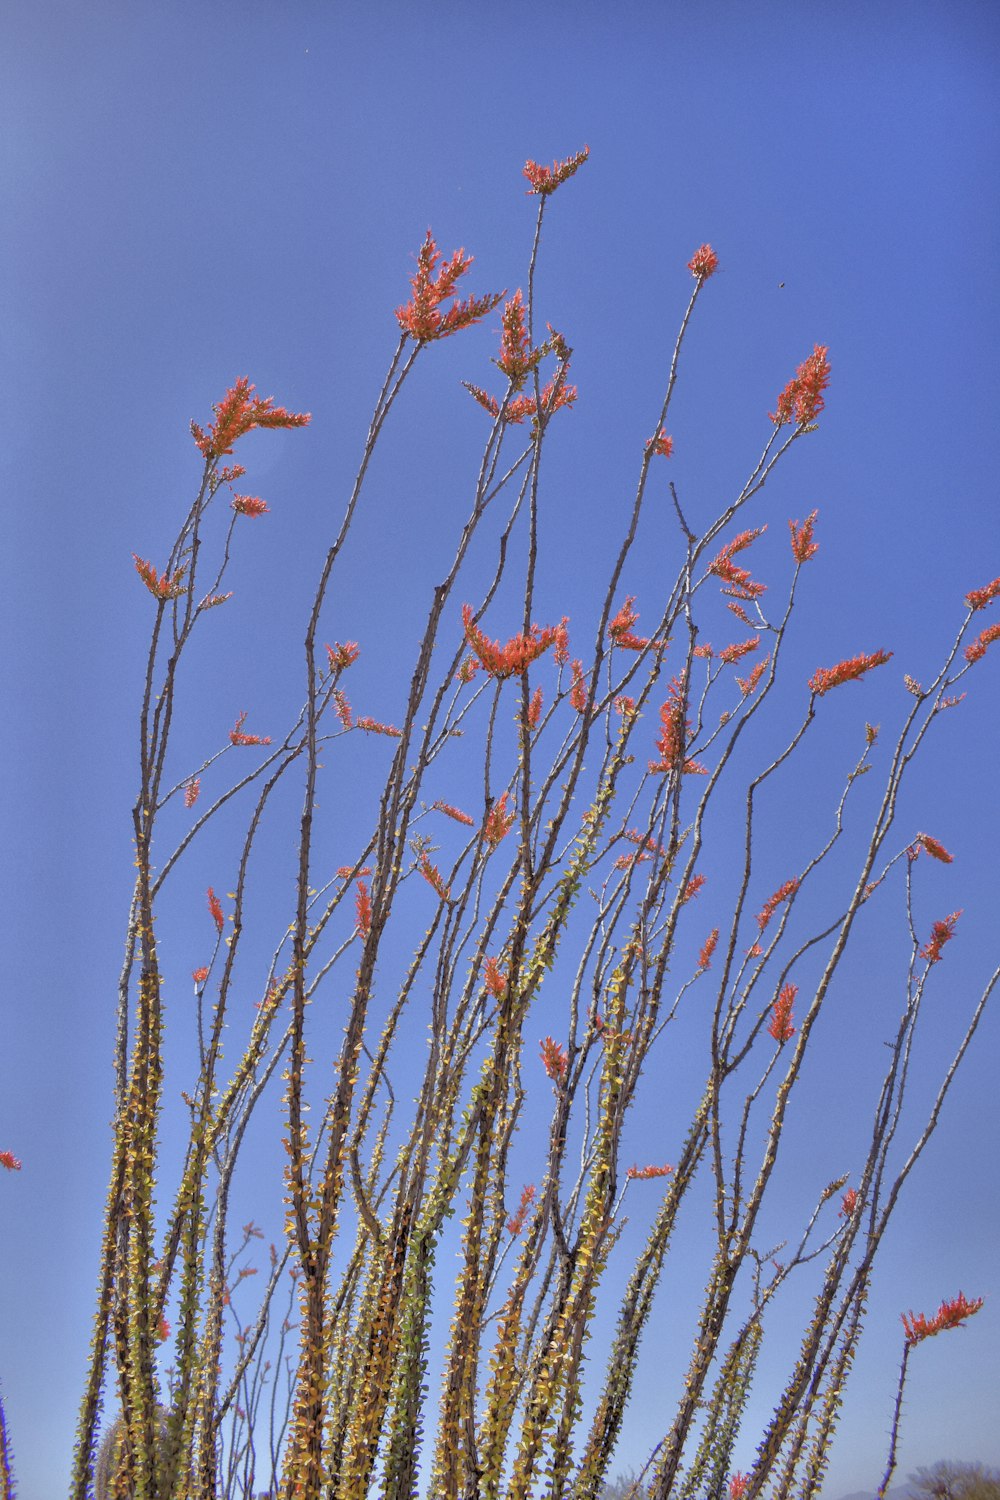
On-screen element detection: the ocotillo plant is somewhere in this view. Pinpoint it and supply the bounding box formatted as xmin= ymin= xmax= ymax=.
xmin=69 ymin=147 xmax=997 ymax=1499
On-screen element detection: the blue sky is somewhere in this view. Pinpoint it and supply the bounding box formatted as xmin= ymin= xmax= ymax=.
xmin=1 ymin=3 xmax=999 ymax=1496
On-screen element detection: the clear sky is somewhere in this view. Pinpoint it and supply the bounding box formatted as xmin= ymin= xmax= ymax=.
xmin=2 ymin=3 xmax=999 ymax=1497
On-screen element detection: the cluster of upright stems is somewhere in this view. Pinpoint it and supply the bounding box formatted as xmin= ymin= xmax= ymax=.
xmin=70 ymin=149 xmax=997 ymax=1500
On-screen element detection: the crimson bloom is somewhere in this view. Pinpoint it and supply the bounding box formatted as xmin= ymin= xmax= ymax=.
xmin=808 ymin=650 xmax=892 ymax=697
xmin=231 ymin=494 xmax=269 ymax=518
xmin=484 ymin=793 xmax=516 ymax=847
xmin=964 ymin=621 xmax=1000 ymax=664
xmin=768 ymin=983 xmax=798 ymax=1044
xmin=229 ymin=712 xmax=271 ymax=747
xmin=207 ymin=887 xmax=224 ymax=935
xmin=789 ymin=510 xmax=820 ymax=562
xmin=965 ymin=575 xmax=1000 ymax=612
xmin=462 ymin=603 xmax=559 ymax=679
xmin=0 ymin=1151 xmax=21 ymax=1172
xmin=626 ymin=1163 xmax=674 ymax=1181
xmin=483 ymin=957 xmax=507 ymax=998
xmin=688 ymin=244 xmax=720 ymax=280
xmin=770 ymin=344 xmax=831 ymax=426
xmin=523 ymin=145 xmax=590 ymax=196
xmin=540 ymin=1035 xmax=568 ymax=1083
xmin=608 ymin=596 xmax=650 ymax=651
xmin=506 ymin=1183 xmax=536 ymax=1236
xmin=902 ymin=1291 xmax=984 ymax=1347
xmin=355 ymin=880 xmax=372 ymax=937
xmin=133 ymin=554 xmax=187 ymax=601
xmin=920 ymin=911 xmax=961 ymax=964
xmin=698 ymin=928 xmax=720 ymax=970
xmin=646 ymin=429 xmax=674 ymax=457
xmin=191 ymin=377 xmax=310 ymax=460
xmin=395 ymin=230 xmax=503 ymax=342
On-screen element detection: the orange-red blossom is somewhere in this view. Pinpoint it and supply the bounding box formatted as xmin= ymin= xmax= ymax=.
xmin=506 ymin=1183 xmax=536 ymax=1236
xmin=808 ymin=650 xmax=892 ymax=697
xmin=768 ymin=983 xmax=797 ymax=1044
xmin=626 ymin=1163 xmax=674 ymax=1181
xmin=523 ymin=145 xmax=589 ymax=196
xmin=229 ymin=712 xmax=271 ymax=747
xmin=920 ymin=911 xmax=961 ymax=964
xmin=770 ymin=344 xmax=831 ymax=427
xmin=462 ymin=603 xmax=561 ymax=679
xmin=395 ymin=230 xmax=503 ymax=343
xmin=964 ymin=621 xmax=1000 ymax=664
xmin=902 ymin=1291 xmax=984 ymax=1347
xmin=133 ymin=554 xmax=187 ymax=601
xmin=207 ymin=887 xmax=224 ymax=935
xmin=0 ymin=1151 xmax=21 ymax=1171
xmin=688 ymin=244 xmax=720 ymax=280
xmin=540 ymin=1035 xmax=568 ymax=1083
xmin=191 ymin=377 xmax=310 ymax=460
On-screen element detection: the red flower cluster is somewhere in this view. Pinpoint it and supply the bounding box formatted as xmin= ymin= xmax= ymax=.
xmin=506 ymin=1182 xmax=536 ymax=1236
xmin=902 ymin=1291 xmax=984 ymax=1347
xmin=483 ymin=956 xmax=507 ymax=998
xmin=231 ymin=494 xmax=269 ymax=518
xmin=395 ymin=230 xmax=503 ymax=343
xmin=964 ymin=621 xmax=1000 ymax=664
xmin=207 ymin=887 xmax=224 ymax=935
xmin=965 ymin=574 xmax=1000 ymax=612
xmin=540 ymin=1035 xmax=568 ymax=1083
xmin=133 ymin=554 xmax=187 ymax=601
xmin=355 ymin=716 xmax=401 ymax=738
xmin=184 ymin=778 xmax=201 ymax=809
xmin=757 ymin=877 xmax=799 ymax=932
xmin=808 ymin=650 xmax=892 ymax=697
xmin=688 ymin=244 xmax=720 ymax=280
xmin=484 ymin=793 xmax=516 ymax=847
xmin=495 ymin=291 xmax=543 ymax=388
xmin=418 ymin=854 xmax=450 ymax=901
xmin=527 ymin=685 xmax=544 ymax=728
xmin=646 ymin=428 xmax=674 ymax=457
xmin=729 ymin=1474 xmax=748 ymax=1500
xmin=789 ymin=510 xmax=820 ymax=563
xmin=465 ymin=369 xmax=578 ymax=426
xmin=917 ymin=833 xmax=954 ymax=864
xmin=768 ymin=983 xmax=798 ymax=1044
xmin=719 ymin=636 xmax=761 ymax=665
xmin=649 ymin=678 xmax=706 ymax=775
xmin=229 ymin=712 xmax=271 ymax=747
xmin=0 ymin=1150 xmax=21 ymax=1172
xmin=626 ymin=1163 xmax=674 ymax=1181
xmin=920 ymin=911 xmax=961 ymax=964
xmin=699 ymin=928 xmax=720 ymax=970
xmin=462 ymin=603 xmax=560 ymax=680
xmin=707 ymin=528 xmax=768 ymax=602
xmin=523 ymin=145 xmax=590 ymax=196
xmin=839 ymin=1188 xmax=858 ymax=1219
xmin=770 ymin=344 xmax=831 ymax=427
xmin=737 ymin=656 xmax=769 ymax=698
xmin=608 ymin=596 xmax=650 ymax=651
xmin=569 ymin=659 xmax=589 ymax=713
xmin=191 ymin=377 xmax=310 ymax=460
xmin=355 ymin=880 xmax=372 ymax=937
xmin=326 ymin=641 xmax=360 ymax=671
xmin=680 ymin=874 xmax=707 ymax=905
xmin=192 ymin=966 xmax=209 ymax=986
xmin=433 ymin=801 xmax=475 ymax=827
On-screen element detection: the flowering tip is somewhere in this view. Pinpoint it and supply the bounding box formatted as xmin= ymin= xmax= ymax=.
xmin=395 ymin=230 xmax=503 ymax=342
xmin=770 ymin=345 xmax=831 ymax=427
xmin=965 ymin=575 xmax=1000 ymax=613
xmin=687 ymin=244 xmax=720 ymax=280
xmin=809 ymin=650 xmax=892 ymax=697
xmin=523 ymin=145 xmax=590 ymax=196
xmin=902 ymin=1291 xmax=984 ymax=1347
xmin=540 ymin=1035 xmax=568 ymax=1083
xmin=193 ymin=377 xmax=310 ymax=460
xmin=0 ymin=1150 xmax=22 ymax=1171
xmin=229 ymin=712 xmax=272 ymax=747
